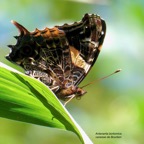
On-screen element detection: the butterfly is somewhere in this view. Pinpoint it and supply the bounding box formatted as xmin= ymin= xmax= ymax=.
xmin=6 ymin=13 xmax=106 ymax=104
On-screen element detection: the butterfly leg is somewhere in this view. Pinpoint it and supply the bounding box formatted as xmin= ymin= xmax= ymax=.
xmin=64 ymin=94 xmax=76 ymax=106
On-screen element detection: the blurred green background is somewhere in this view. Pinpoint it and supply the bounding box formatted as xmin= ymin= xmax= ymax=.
xmin=0 ymin=0 xmax=144 ymax=144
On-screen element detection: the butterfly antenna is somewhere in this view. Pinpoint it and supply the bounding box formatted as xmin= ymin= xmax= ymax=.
xmin=80 ymin=69 xmax=122 ymax=88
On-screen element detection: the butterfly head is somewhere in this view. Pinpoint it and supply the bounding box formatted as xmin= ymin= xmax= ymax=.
xmin=56 ymin=85 xmax=87 ymax=100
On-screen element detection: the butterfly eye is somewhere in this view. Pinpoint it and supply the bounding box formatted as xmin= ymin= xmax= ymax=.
xmin=76 ymin=88 xmax=87 ymax=96
xmin=21 ymin=45 xmax=33 ymax=56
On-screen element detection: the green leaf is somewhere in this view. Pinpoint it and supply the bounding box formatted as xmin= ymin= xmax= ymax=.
xmin=0 ymin=62 xmax=93 ymax=144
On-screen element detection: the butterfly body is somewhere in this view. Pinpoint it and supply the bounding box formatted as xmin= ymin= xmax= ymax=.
xmin=6 ymin=14 xmax=106 ymax=101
